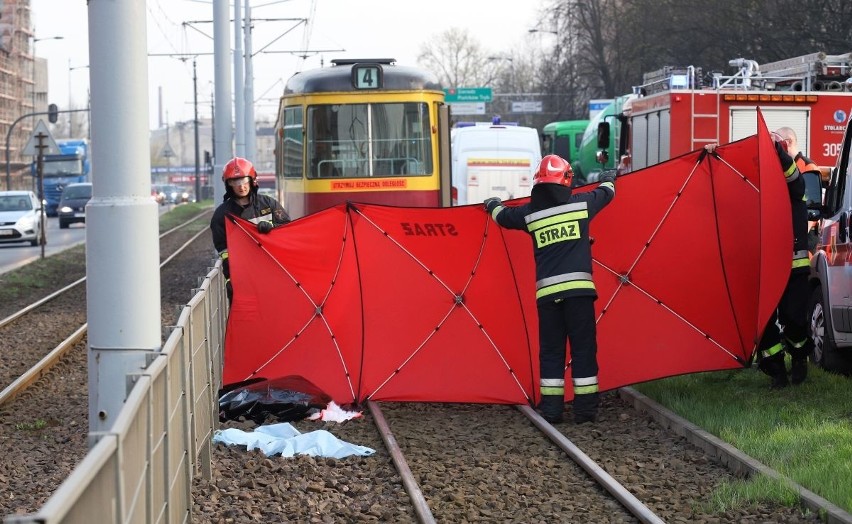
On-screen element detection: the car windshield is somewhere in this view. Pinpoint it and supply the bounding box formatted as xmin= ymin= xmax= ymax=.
xmin=0 ymin=195 xmax=32 ymax=211
xmin=63 ymin=185 xmax=92 ymax=199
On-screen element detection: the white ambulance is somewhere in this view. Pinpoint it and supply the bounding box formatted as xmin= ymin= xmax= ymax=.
xmin=450 ymin=122 xmax=542 ymax=206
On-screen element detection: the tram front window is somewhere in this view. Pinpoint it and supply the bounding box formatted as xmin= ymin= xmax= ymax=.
xmin=307 ymin=103 xmax=432 ymax=178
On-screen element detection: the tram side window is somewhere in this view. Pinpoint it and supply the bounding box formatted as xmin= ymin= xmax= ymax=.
xmin=307 ymin=103 xmax=432 ymax=178
xmin=280 ymin=107 xmax=303 ymax=179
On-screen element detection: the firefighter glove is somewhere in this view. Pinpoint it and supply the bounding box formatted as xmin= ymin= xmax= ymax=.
xmin=484 ymin=197 xmax=502 ymax=213
xmin=599 ymin=171 xmax=616 ymax=184
xmin=257 ymin=220 xmax=274 ymax=234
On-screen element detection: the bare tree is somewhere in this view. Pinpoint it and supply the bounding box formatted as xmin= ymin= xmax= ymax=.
xmin=417 ymin=27 xmax=498 ymax=88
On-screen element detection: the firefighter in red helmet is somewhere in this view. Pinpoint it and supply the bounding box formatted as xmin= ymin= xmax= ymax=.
xmin=210 ymin=157 xmax=291 ymax=302
xmin=484 ymin=155 xmax=616 ymax=423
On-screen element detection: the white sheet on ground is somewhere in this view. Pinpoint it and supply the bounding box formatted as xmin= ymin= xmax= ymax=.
xmin=213 ymin=422 xmax=375 ymax=458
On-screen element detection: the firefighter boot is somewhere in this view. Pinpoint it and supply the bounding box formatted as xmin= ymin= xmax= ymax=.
xmin=758 ymin=354 xmax=788 ymax=389
xmin=572 ymin=392 xmax=599 ymax=424
xmin=788 ymin=338 xmax=813 ymax=385
xmin=537 ymin=395 xmax=564 ymax=423
xmin=790 ymin=357 xmax=808 ymax=385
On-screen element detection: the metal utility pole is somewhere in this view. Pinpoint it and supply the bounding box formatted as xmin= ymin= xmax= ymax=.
xmin=233 ymin=0 xmax=245 ymax=158
xmin=213 ymin=0 xmax=233 ymax=204
xmin=87 ymin=0 xmax=161 ymax=435
xmin=193 ymin=58 xmax=201 ymax=201
xmin=244 ymin=0 xmax=257 ymax=161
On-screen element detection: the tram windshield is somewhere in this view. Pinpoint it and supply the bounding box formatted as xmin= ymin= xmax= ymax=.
xmin=307 ymin=102 xmax=433 ymax=178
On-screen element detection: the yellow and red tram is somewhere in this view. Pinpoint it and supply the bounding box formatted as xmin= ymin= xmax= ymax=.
xmin=273 ymin=58 xmax=452 ymax=218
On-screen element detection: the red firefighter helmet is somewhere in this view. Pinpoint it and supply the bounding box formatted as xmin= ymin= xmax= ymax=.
xmin=222 ymin=157 xmax=257 ymax=183
xmin=534 ymin=154 xmax=574 ymax=187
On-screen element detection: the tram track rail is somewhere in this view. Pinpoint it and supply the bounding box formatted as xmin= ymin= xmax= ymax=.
xmin=0 ymin=206 xmax=831 ymax=522
xmin=368 ymin=400 xmax=665 ymax=523
xmin=198 ymin=392 xmax=824 ymax=523
xmin=0 ymin=211 xmax=211 ymax=406
xmin=0 ymin=209 xmax=215 ymax=517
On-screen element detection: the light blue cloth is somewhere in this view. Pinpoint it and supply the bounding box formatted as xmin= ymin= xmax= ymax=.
xmin=213 ymin=422 xmax=375 ymax=458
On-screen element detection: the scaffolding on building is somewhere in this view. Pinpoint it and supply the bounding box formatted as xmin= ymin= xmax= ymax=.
xmin=0 ymin=0 xmax=35 ymax=189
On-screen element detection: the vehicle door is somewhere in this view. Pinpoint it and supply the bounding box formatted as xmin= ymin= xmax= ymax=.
xmin=818 ymin=121 xmax=852 ymax=345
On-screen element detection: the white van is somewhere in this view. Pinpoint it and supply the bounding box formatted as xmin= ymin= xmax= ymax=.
xmin=809 ymin=118 xmax=852 ymax=374
xmin=451 ymin=123 xmax=542 ymax=206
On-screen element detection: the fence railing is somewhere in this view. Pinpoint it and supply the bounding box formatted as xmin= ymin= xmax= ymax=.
xmin=5 ymin=262 xmax=226 ymax=524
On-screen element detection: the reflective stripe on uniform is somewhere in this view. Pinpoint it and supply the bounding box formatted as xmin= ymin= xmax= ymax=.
xmin=540 ymin=377 xmax=565 ymax=396
xmin=490 ymin=205 xmax=504 ymax=221
xmin=525 ymin=202 xmax=590 ymax=249
xmin=785 ymin=335 xmax=809 ymax=349
xmin=573 ymin=376 xmax=599 ymax=395
xmin=536 ymin=272 xmax=595 ymax=299
xmin=792 ymin=250 xmax=809 ymax=269
xmin=218 ymin=250 xmax=229 ymax=261
xmin=761 ymin=343 xmax=784 ymax=358
xmin=784 ymin=163 xmax=799 ymax=183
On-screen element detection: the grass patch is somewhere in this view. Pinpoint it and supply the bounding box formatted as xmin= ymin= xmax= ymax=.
xmin=15 ymin=419 xmax=48 ymax=431
xmin=159 ymin=201 xmax=213 ymax=232
xmin=703 ymin=474 xmax=801 ymax=512
xmin=634 ymin=364 xmax=852 ymax=513
xmin=0 ymin=245 xmax=87 ymax=302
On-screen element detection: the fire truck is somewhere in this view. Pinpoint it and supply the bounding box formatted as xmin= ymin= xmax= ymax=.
xmin=592 ymin=52 xmax=852 ymax=178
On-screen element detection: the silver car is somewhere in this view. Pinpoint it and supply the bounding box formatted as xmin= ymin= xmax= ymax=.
xmin=0 ymin=190 xmax=45 ymax=246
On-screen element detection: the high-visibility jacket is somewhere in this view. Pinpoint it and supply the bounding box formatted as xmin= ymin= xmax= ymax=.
xmin=784 ymin=153 xmax=809 ymax=274
xmin=487 ymin=182 xmax=615 ymax=303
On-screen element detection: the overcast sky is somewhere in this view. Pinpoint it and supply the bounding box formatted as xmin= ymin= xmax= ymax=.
xmin=32 ymin=0 xmax=546 ymax=130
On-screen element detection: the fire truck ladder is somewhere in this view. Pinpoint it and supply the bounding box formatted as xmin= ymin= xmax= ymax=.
xmin=757 ymin=51 xmax=852 ymax=91
xmin=689 ymin=65 xmax=720 ymax=152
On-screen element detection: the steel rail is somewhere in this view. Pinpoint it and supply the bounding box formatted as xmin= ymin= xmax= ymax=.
xmin=0 ymin=210 xmax=211 ymax=408
xmin=0 ymin=211 xmax=209 ymax=330
xmin=517 ymin=404 xmax=665 ymax=524
xmin=366 ymin=400 xmax=436 ymax=524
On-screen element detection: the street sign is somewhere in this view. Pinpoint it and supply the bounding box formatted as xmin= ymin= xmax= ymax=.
xmin=444 ymin=87 xmax=493 ymax=103
xmin=22 ymin=119 xmax=61 ymax=156
xmin=511 ymin=101 xmax=543 ymax=113
xmin=589 ymin=99 xmax=613 ymax=119
xmin=449 ymin=102 xmax=486 ymax=115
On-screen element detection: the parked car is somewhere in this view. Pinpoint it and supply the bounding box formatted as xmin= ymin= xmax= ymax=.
xmin=58 ymin=182 xmax=92 ymax=229
xmin=0 ymin=190 xmax=44 ymax=246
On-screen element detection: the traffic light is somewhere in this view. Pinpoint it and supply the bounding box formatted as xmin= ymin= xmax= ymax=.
xmin=48 ymin=103 xmax=59 ymax=123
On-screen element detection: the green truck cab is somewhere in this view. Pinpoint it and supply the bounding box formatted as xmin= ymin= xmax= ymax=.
xmin=541 ymin=119 xmax=589 ymax=167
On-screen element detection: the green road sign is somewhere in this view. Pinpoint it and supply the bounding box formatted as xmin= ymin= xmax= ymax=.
xmin=443 ymin=87 xmax=493 ymax=103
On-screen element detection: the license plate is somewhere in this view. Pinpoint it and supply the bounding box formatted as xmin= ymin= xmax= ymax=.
xmin=0 ymin=229 xmax=14 ymax=236
xmin=74 ymin=212 xmax=85 ymax=217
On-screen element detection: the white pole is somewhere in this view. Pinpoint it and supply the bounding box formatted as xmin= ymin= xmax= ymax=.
xmin=233 ymin=0 xmax=245 ymax=158
xmin=87 ymin=0 xmax=160 ymax=435
xmin=244 ymin=0 xmax=257 ymax=162
xmin=213 ymin=0 xmax=233 ymax=204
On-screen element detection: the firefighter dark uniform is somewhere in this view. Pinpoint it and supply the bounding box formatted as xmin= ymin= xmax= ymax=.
xmin=485 ymin=155 xmax=616 ymax=423
xmin=756 ymin=136 xmax=811 ymax=387
xmin=211 ymin=157 xmax=291 ymax=302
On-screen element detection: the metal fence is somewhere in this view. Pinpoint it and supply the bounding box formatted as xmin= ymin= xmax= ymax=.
xmin=5 ymin=262 xmax=227 ymax=524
